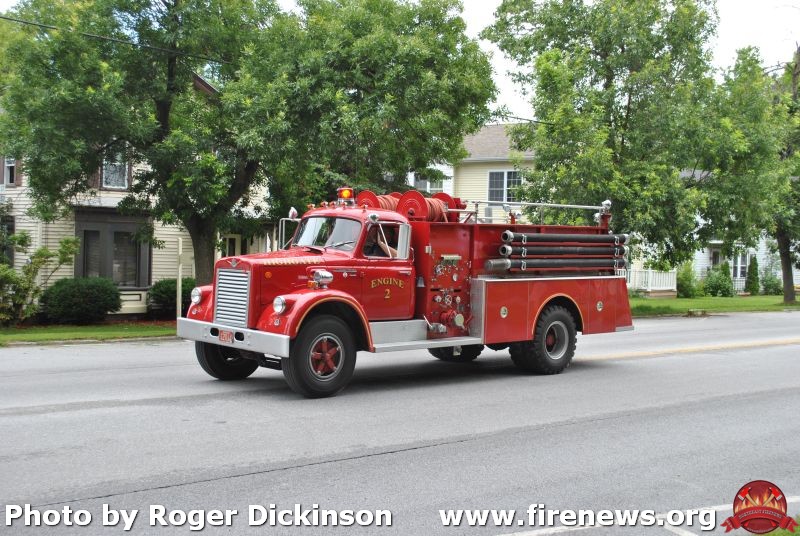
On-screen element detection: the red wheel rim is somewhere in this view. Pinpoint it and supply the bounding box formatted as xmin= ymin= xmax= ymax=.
xmin=309 ymin=334 xmax=342 ymax=379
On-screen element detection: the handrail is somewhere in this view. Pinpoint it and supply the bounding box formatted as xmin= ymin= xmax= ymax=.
xmin=475 ymin=200 xmax=606 ymax=211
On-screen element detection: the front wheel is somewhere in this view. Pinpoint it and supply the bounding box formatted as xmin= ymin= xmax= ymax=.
xmin=428 ymin=344 xmax=483 ymax=362
xmin=282 ymin=315 xmax=357 ymax=398
xmin=195 ymin=342 xmax=259 ymax=380
xmin=510 ymin=305 xmax=576 ymax=374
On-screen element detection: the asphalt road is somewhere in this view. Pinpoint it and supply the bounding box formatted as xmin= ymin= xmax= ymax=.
xmin=1 ymin=311 xmax=799 ymax=535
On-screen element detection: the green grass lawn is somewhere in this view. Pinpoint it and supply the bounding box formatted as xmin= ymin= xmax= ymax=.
xmin=630 ymin=295 xmax=800 ymax=317
xmin=0 ymin=321 xmax=176 ymax=346
xmin=0 ymin=296 xmax=797 ymax=346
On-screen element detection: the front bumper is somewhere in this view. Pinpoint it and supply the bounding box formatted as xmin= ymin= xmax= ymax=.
xmin=177 ymin=318 xmax=291 ymax=358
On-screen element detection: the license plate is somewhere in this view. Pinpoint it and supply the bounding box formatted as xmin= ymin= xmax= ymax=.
xmin=218 ymin=330 xmax=234 ymax=344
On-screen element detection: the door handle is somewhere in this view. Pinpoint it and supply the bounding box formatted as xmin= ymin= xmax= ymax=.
xmin=399 ymin=270 xmax=412 ymax=276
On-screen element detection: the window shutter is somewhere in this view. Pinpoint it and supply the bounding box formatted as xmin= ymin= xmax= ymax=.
xmin=89 ymin=167 xmax=101 ymax=189
xmin=15 ymin=159 xmax=22 ymax=187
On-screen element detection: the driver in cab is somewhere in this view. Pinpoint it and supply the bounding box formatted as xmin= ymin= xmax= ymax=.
xmin=363 ymin=225 xmax=398 ymax=258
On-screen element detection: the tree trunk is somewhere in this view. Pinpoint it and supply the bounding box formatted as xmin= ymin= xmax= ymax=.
xmin=775 ymin=222 xmax=797 ymax=304
xmin=186 ymin=218 xmax=218 ymax=286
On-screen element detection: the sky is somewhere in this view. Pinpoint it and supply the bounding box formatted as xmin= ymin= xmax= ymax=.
xmin=1 ymin=0 xmax=797 ymax=117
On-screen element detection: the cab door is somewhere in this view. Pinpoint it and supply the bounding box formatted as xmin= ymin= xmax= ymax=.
xmin=361 ymin=223 xmax=415 ymax=320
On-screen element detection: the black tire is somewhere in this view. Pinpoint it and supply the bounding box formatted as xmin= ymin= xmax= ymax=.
xmin=428 ymin=344 xmax=483 ymax=362
xmin=282 ymin=315 xmax=357 ymax=398
xmin=509 ymin=305 xmax=576 ymax=374
xmin=195 ymin=342 xmax=259 ymax=380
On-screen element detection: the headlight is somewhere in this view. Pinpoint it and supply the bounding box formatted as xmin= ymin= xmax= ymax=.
xmin=190 ymin=287 xmax=203 ymax=305
xmin=273 ymin=296 xmax=287 ymax=314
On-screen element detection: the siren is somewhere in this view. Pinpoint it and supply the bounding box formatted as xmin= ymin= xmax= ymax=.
xmin=337 ymin=187 xmax=355 ymax=205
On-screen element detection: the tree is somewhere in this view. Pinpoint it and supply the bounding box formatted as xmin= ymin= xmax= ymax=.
xmin=744 ymin=255 xmax=759 ymax=295
xmin=0 ymin=0 xmax=494 ymax=284
xmin=771 ymin=45 xmax=800 ymax=304
xmin=483 ymin=1 xmax=783 ymax=267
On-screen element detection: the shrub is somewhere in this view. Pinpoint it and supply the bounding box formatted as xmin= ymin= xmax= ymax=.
xmin=148 ymin=277 xmax=196 ymax=314
xmin=704 ymin=263 xmax=735 ymax=297
xmin=676 ymin=262 xmax=700 ymax=298
xmin=744 ymin=256 xmax=760 ymax=295
xmin=761 ymin=271 xmax=783 ymax=295
xmin=40 ymin=278 xmax=121 ymax=324
xmin=0 ymin=236 xmax=79 ymax=326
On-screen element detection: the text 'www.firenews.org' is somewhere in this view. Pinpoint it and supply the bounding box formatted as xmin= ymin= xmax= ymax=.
xmin=439 ymin=504 xmax=717 ymax=531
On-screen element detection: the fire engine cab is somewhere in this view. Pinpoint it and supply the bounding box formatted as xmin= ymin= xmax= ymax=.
xmin=178 ymin=187 xmax=633 ymax=397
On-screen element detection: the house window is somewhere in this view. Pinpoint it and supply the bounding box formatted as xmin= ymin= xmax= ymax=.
xmin=710 ymin=250 xmax=721 ymax=267
xmin=102 ymin=156 xmax=128 ymax=189
xmin=113 ymin=232 xmax=139 ymax=286
xmin=732 ymin=253 xmax=748 ymax=279
xmin=3 ymin=158 xmax=15 ymax=187
xmin=83 ymin=230 xmax=101 ymax=277
xmin=488 ymin=171 xmax=521 ymax=202
xmin=413 ymin=177 xmax=445 ymax=194
xmin=75 ymin=210 xmax=150 ymax=288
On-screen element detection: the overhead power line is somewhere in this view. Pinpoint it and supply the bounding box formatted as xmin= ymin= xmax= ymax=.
xmin=0 ymin=14 xmax=227 ymax=64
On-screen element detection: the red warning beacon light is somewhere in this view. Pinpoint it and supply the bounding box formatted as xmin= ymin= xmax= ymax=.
xmin=337 ymin=187 xmax=355 ymax=205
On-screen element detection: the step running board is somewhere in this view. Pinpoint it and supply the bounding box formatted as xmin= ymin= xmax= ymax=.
xmin=371 ymin=336 xmax=484 ymax=354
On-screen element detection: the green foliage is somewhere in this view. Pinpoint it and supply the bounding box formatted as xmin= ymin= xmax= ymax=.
xmin=0 ymin=0 xmax=494 ymax=283
xmin=40 ymin=278 xmax=121 ymax=324
xmin=1 ymin=201 xmax=32 ymax=265
xmin=744 ymin=256 xmax=760 ymax=295
xmin=676 ymin=262 xmax=701 ymax=298
xmin=761 ymin=271 xmax=783 ymax=296
xmin=483 ymin=1 xmax=786 ymax=266
xmin=0 ymin=236 xmax=79 ymax=326
xmin=704 ymin=262 xmax=735 ymax=297
xmin=148 ymin=277 xmax=196 ymax=314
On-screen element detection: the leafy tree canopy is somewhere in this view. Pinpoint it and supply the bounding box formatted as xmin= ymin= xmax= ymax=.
xmin=0 ymin=0 xmax=494 ymax=283
xmin=484 ymin=0 xmax=785 ymax=267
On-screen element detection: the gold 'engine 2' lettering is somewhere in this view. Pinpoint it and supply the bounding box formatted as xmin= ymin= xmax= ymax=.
xmin=370 ymin=278 xmax=405 ymax=289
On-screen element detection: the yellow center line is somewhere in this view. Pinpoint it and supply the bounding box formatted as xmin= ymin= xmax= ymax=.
xmin=581 ymin=338 xmax=800 ymax=361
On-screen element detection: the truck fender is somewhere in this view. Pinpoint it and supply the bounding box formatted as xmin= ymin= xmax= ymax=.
xmin=531 ymin=294 xmax=585 ymax=334
xmin=255 ymin=289 xmax=374 ymax=351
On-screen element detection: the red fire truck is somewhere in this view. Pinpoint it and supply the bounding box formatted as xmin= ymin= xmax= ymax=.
xmin=178 ymin=187 xmax=633 ymax=397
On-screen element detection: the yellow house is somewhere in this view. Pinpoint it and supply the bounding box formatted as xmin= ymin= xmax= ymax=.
xmin=453 ymin=123 xmax=534 ymax=222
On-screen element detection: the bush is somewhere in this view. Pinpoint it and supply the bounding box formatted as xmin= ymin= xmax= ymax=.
xmin=744 ymin=256 xmax=760 ymax=295
xmin=0 ymin=235 xmax=79 ymax=326
xmin=761 ymin=271 xmax=783 ymax=295
xmin=676 ymin=262 xmax=700 ymax=298
xmin=148 ymin=277 xmax=196 ymax=314
xmin=40 ymin=278 xmax=121 ymax=324
xmin=704 ymin=263 xmax=735 ymax=297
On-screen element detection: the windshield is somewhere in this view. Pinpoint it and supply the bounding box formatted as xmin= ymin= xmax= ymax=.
xmin=292 ymin=217 xmax=361 ymax=251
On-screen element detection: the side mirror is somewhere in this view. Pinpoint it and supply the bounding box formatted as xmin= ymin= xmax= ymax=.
xmin=288 ymin=206 xmax=298 ymax=219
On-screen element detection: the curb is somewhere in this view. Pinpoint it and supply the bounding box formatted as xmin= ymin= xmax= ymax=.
xmin=3 ymin=336 xmax=180 ymax=347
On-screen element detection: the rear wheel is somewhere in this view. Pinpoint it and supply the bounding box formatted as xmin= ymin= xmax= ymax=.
xmin=510 ymin=305 xmax=576 ymax=374
xmin=282 ymin=315 xmax=356 ymax=398
xmin=428 ymin=344 xmax=483 ymax=362
xmin=195 ymin=342 xmax=259 ymax=380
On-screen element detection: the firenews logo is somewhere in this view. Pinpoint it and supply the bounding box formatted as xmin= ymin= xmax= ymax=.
xmin=722 ymin=481 xmax=797 ymax=534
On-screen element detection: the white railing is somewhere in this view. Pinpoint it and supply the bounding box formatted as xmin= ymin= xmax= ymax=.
xmin=732 ymin=278 xmax=746 ymax=292
xmin=626 ymin=268 xmax=677 ymax=291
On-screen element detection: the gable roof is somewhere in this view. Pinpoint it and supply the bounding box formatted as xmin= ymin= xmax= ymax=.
xmin=461 ymin=123 xmax=534 ymax=163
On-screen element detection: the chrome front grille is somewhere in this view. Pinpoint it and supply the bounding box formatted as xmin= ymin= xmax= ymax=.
xmin=214 ymin=269 xmax=250 ymax=328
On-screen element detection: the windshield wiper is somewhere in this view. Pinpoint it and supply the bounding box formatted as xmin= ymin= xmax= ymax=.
xmin=325 ymin=240 xmax=355 ymax=249
xmin=300 ymin=245 xmax=324 ymax=253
